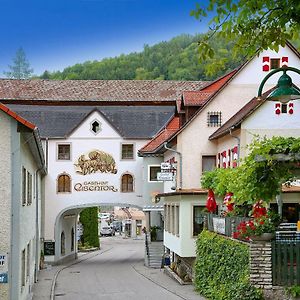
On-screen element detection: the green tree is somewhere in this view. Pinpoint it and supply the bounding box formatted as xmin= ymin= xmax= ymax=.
xmin=79 ymin=207 xmax=99 ymax=248
xmin=191 ymin=0 xmax=300 ymax=74
xmin=4 ymin=47 xmax=34 ymax=79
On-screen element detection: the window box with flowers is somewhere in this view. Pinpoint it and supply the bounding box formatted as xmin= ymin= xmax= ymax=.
xmin=233 ymin=201 xmax=281 ymax=242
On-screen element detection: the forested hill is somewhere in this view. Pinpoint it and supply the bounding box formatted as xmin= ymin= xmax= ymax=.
xmin=39 ymin=34 xmax=245 ymax=81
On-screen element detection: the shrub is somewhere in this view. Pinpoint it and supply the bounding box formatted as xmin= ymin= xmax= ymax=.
xmin=79 ymin=207 xmax=100 ymax=248
xmin=194 ymin=230 xmax=263 ymax=300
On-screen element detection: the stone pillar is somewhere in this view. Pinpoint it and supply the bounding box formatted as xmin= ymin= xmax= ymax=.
xmin=249 ymin=242 xmax=272 ymax=289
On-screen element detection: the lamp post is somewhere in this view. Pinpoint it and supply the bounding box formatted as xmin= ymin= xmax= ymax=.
xmin=257 ymin=66 xmax=300 ymax=103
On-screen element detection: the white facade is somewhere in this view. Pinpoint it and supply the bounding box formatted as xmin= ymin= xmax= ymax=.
xmin=0 ymin=109 xmax=45 ymax=300
xmin=43 ymin=110 xmax=162 ymax=263
xmin=162 ymin=45 xmax=300 ymax=259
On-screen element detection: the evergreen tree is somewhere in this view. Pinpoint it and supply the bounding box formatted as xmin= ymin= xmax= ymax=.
xmin=4 ymin=47 xmax=33 ymax=79
xmin=79 ymin=207 xmax=99 ymax=248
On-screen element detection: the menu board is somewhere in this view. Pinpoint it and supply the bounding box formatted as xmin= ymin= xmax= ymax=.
xmin=44 ymin=241 xmax=55 ymax=256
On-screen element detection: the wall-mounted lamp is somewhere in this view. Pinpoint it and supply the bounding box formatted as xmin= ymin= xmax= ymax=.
xmin=258 ymin=67 xmax=300 ymax=103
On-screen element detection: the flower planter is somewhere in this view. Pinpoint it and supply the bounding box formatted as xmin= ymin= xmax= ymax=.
xmin=250 ymin=232 xmax=275 ymax=242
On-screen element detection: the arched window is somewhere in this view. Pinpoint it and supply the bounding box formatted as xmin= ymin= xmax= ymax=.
xmin=57 ymin=173 xmax=71 ymax=193
xmin=61 ymin=231 xmax=65 ymax=256
xmin=121 ymin=174 xmax=134 ymax=192
xmin=71 ymin=227 xmax=74 ymax=252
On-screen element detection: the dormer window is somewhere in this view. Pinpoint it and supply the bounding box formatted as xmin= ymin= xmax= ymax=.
xmin=91 ymin=120 xmax=101 ymax=134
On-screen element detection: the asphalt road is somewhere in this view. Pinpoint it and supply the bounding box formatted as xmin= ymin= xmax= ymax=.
xmin=53 ymin=236 xmax=195 ymax=300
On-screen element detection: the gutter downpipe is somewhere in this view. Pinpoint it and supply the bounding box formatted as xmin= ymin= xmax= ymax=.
xmin=163 ymin=142 xmax=182 ymax=190
xmin=229 ymin=127 xmax=240 ymax=166
xmin=35 ymin=167 xmax=43 ymax=283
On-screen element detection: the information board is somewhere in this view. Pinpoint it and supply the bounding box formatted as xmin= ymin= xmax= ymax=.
xmin=44 ymin=241 xmax=55 ymax=256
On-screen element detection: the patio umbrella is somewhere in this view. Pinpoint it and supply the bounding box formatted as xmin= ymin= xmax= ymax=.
xmin=206 ymin=189 xmax=217 ymax=213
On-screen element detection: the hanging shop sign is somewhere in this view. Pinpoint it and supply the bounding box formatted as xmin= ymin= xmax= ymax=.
xmin=157 ymin=172 xmax=173 ymax=181
xmin=74 ymin=150 xmax=117 ymax=175
xmin=74 ymin=181 xmax=118 ymax=192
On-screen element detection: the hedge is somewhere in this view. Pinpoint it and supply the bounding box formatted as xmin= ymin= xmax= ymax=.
xmin=194 ymin=230 xmax=263 ymax=300
xmin=79 ymin=207 xmax=100 ymax=248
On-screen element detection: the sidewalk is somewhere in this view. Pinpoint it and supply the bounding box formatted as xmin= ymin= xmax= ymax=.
xmin=32 ymin=248 xmax=205 ymax=300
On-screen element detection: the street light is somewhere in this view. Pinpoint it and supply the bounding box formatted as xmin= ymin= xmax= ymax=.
xmin=258 ymin=67 xmax=300 ymax=103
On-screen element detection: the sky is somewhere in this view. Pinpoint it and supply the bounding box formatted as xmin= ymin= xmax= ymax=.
xmin=0 ymin=0 xmax=210 ymax=77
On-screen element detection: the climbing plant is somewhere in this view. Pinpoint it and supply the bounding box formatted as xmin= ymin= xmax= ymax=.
xmin=201 ymin=136 xmax=300 ymax=205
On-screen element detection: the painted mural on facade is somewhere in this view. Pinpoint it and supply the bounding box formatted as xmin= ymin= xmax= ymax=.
xmin=74 ymin=150 xmax=118 ymax=175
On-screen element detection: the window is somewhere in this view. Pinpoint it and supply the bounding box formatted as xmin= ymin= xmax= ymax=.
xmin=121 ymin=144 xmax=134 ymax=159
xmin=57 ymin=144 xmax=71 ymax=160
xmin=121 ymin=174 xmax=134 ymax=192
xmin=281 ymin=104 xmax=287 ymax=114
xmin=149 ymin=166 xmax=161 ymax=182
xmin=270 ymin=58 xmax=280 ymax=70
xmin=91 ymin=120 xmax=101 ymax=134
xmin=175 ymin=206 xmax=179 ymax=236
xmin=57 ymin=174 xmax=71 ymax=193
xmin=26 ymin=243 xmax=30 ymax=281
xmin=202 ymin=155 xmax=216 ymax=172
xmin=193 ymin=206 xmax=205 ymax=236
xmin=27 ymin=172 xmax=33 ymax=205
xmin=21 ymin=249 xmax=26 ymax=287
xmin=22 ymin=167 xmax=27 ymax=205
xmin=61 ymin=231 xmax=65 ymax=256
xmin=207 ymin=112 xmax=222 ymax=127
xmin=71 ymin=228 xmax=74 ymax=252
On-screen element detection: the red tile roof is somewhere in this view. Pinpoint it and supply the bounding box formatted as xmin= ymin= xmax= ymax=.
xmin=0 ymin=79 xmax=209 ymax=103
xmin=182 ymin=70 xmax=237 ymax=106
xmin=0 ymin=103 xmax=35 ymax=130
xmin=139 ymin=117 xmax=180 ymax=154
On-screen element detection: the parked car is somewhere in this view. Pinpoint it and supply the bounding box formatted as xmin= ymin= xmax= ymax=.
xmin=100 ymin=226 xmax=115 ymax=236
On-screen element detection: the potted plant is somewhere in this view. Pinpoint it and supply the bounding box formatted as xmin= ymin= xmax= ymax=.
xmin=150 ymin=226 xmax=160 ymax=241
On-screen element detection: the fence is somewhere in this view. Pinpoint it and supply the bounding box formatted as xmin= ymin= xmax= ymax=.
xmin=204 ymin=213 xmax=251 ymax=237
xmin=272 ymin=241 xmax=300 ymax=286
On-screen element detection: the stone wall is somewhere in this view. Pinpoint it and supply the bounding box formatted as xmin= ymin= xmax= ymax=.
xmin=249 ymin=241 xmax=272 ymax=289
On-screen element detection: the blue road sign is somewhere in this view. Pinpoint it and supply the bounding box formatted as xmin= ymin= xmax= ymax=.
xmin=0 ymin=272 xmax=8 ymax=283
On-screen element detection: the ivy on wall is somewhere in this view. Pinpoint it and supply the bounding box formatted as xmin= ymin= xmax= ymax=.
xmin=79 ymin=207 xmax=99 ymax=248
xmin=201 ymin=136 xmax=300 ymax=205
xmin=194 ymin=230 xmax=262 ymax=300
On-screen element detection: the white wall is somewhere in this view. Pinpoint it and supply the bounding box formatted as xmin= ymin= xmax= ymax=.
xmin=177 ymin=46 xmax=300 ymax=189
xmin=43 ymin=110 xmax=157 ymax=262
xmin=164 ymin=194 xmax=207 ymax=257
xmin=0 ymin=112 xmax=11 ymax=300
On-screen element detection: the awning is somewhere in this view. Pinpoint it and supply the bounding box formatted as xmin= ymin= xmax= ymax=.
xmin=143 ymin=205 xmax=164 ymax=212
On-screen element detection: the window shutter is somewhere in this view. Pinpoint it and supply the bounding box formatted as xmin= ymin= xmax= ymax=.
xmin=262 ymin=57 xmax=270 ymax=72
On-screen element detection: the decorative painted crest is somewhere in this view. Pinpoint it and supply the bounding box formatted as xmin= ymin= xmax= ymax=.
xmin=74 ymin=150 xmax=117 ymax=175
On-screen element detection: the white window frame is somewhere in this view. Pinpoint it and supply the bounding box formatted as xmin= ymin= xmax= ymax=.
xmin=57 ymin=143 xmax=71 ymax=161
xmin=90 ymin=119 xmax=102 ymax=135
xmin=121 ymin=143 xmax=135 ymax=160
